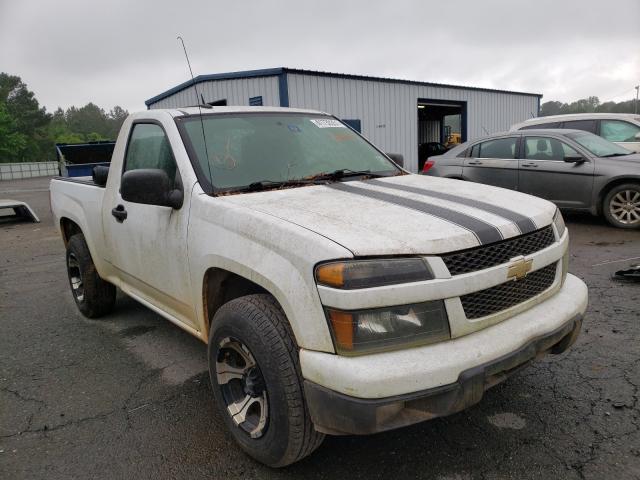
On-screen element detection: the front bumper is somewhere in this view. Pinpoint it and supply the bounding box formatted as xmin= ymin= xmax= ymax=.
xmin=301 ymin=273 xmax=587 ymax=435
xmin=305 ymin=314 xmax=581 ymax=435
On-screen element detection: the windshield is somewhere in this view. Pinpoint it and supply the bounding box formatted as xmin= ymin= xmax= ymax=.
xmin=175 ymin=113 xmax=400 ymax=192
xmin=565 ymin=131 xmax=632 ymax=157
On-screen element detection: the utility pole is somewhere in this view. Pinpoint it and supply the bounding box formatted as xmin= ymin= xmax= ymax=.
xmin=635 ymin=85 xmax=639 ymax=115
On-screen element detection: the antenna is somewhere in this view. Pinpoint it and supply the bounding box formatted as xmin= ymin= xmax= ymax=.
xmin=177 ymin=36 xmax=213 ymax=186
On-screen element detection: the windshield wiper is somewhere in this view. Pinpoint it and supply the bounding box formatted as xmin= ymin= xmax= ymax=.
xmin=232 ymin=178 xmax=318 ymax=193
xmin=601 ymin=153 xmax=630 ymax=158
xmin=222 ymin=169 xmax=391 ymax=194
xmin=311 ymin=169 xmax=388 ymax=181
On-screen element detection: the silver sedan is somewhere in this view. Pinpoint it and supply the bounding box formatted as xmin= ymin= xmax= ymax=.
xmin=421 ymin=129 xmax=640 ymax=229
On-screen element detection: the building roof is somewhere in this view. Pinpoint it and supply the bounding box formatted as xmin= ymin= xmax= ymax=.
xmin=145 ymin=67 xmax=543 ymax=106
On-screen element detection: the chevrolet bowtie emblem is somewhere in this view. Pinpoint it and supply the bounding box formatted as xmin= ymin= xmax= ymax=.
xmin=507 ymin=257 xmax=533 ymax=281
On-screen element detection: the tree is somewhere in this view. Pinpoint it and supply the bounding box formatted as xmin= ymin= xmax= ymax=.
xmin=0 ymin=73 xmax=51 ymax=161
xmin=540 ymin=101 xmax=564 ymax=116
xmin=0 ymin=72 xmax=131 ymax=163
xmin=0 ymin=103 xmax=28 ymax=161
xmin=540 ymin=95 xmax=636 ymax=117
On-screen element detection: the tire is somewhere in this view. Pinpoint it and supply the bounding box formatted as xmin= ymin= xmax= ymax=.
xmin=66 ymin=234 xmax=116 ymax=318
xmin=602 ymin=183 xmax=640 ymax=229
xmin=208 ymin=294 xmax=324 ymax=467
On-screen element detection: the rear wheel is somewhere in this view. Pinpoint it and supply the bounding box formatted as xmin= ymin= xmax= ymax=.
xmin=603 ymin=184 xmax=640 ymax=229
xmin=208 ymin=294 xmax=324 ymax=467
xmin=66 ymin=234 xmax=116 ymax=318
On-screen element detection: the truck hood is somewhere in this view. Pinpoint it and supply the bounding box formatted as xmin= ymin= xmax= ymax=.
xmin=221 ymin=175 xmax=557 ymax=256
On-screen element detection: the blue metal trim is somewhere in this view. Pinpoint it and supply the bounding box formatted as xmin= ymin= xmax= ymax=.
xmin=145 ymin=67 xmax=542 ymax=107
xmin=278 ymin=72 xmax=289 ymax=107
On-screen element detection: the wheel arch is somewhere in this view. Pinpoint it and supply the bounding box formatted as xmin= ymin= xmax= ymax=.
xmin=202 ymin=267 xmax=273 ymax=341
xmin=60 ymin=217 xmax=83 ymax=247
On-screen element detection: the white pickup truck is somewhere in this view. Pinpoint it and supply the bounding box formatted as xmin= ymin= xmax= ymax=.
xmin=50 ymin=106 xmax=588 ymax=467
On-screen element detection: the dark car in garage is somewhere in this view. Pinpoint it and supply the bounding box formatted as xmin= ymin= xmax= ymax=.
xmin=421 ymin=129 xmax=640 ymax=229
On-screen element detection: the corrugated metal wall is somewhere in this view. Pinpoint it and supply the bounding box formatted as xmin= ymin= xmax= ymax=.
xmin=286 ymin=73 xmax=539 ymax=172
xmin=419 ymin=120 xmax=440 ymax=144
xmin=148 ymin=76 xmax=281 ymax=109
xmin=148 ymin=72 xmax=539 ymax=172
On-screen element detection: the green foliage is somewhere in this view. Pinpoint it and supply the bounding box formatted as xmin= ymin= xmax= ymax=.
xmin=0 ymin=103 xmax=28 ymax=159
xmin=0 ymin=72 xmax=129 ymax=163
xmin=0 ymin=73 xmax=51 ymax=162
xmin=540 ymin=96 xmax=638 ymax=117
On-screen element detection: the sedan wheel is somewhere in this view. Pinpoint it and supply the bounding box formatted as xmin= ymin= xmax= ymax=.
xmin=604 ymin=184 xmax=640 ymax=229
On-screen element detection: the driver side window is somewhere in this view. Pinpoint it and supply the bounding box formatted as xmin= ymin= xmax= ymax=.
xmin=125 ymin=123 xmax=177 ymax=186
xmin=524 ymin=136 xmax=579 ymax=161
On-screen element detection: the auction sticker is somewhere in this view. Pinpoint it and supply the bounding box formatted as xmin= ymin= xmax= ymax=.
xmin=310 ymin=118 xmax=345 ymax=128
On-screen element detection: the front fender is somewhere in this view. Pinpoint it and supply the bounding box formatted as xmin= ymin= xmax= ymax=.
xmin=188 ymin=195 xmax=352 ymax=352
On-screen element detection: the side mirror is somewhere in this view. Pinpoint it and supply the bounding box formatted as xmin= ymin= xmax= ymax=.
xmin=92 ymin=165 xmax=110 ymax=186
xmin=564 ymin=155 xmax=585 ymax=163
xmin=387 ymin=153 xmax=404 ymax=168
xmin=121 ymin=169 xmax=183 ymax=209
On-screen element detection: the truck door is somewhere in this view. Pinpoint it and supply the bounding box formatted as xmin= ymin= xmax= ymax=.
xmin=462 ymin=136 xmax=519 ymax=191
xmin=102 ymin=121 xmax=196 ymax=329
xmin=518 ymin=135 xmax=595 ymax=209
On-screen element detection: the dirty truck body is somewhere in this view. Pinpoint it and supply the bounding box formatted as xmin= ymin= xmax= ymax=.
xmin=50 ymin=107 xmax=588 ymax=467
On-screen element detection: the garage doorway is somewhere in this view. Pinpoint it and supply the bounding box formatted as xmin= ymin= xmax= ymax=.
xmin=417 ymin=99 xmax=467 ymax=171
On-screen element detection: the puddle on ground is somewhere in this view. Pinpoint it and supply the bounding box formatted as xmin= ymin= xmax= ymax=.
xmin=487 ymin=412 xmax=527 ymax=430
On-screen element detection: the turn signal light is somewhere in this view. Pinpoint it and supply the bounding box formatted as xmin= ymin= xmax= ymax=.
xmin=315 ymin=258 xmax=433 ymax=290
xmin=315 ymin=262 xmax=346 ymax=288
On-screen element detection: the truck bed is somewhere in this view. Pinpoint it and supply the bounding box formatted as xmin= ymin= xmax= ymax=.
xmin=52 ymin=175 xmax=105 ymax=188
xmin=50 ymin=177 xmax=108 ymax=261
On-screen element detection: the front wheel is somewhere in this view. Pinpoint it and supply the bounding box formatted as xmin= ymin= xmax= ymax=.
xmin=603 ymin=184 xmax=640 ymax=229
xmin=208 ymin=294 xmax=324 ymax=467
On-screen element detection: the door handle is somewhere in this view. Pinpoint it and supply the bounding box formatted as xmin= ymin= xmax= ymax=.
xmin=111 ymin=205 xmax=128 ymax=223
xmin=467 ymin=160 xmax=483 ymax=165
xmin=521 ymin=162 xmax=538 ymax=168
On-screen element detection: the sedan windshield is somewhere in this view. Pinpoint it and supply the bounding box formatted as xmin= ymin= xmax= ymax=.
xmin=176 ymin=113 xmax=400 ymax=192
xmin=565 ymin=132 xmax=632 ymax=157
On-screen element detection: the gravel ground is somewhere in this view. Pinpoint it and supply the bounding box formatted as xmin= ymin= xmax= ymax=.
xmin=1 ymin=177 xmax=639 ymax=480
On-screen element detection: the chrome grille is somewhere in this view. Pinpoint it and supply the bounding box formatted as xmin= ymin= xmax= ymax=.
xmin=460 ymin=263 xmax=558 ymax=320
xmin=441 ymin=226 xmax=555 ymax=276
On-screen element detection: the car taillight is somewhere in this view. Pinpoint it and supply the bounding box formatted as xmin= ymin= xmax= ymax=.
xmin=422 ymin=159 xmax=435 ymax=173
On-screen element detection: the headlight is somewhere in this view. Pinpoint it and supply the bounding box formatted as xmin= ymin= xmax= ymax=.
xmin=553 ymin=209 xmax=566 ymax=239
xmin=315 ymin=258 xmax=433 ymax=289
xmin=326 ymin=301 xmax=450 ymax=355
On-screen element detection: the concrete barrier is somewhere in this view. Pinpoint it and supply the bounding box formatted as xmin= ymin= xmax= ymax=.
xmin=0 ymin=162 xmax=58 ymax=180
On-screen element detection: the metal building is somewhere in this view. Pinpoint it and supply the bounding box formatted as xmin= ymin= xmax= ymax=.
xmin=145 ymin=67 xmax=541 ymax=172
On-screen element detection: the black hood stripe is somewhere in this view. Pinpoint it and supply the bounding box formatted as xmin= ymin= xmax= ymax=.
xmin=368 ymin=179 xmax=537 ymax=234
xmin=330 ymin=183 xmax=503 ymax=244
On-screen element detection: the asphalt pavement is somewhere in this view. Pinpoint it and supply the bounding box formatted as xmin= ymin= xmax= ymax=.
xmin=1 ymin=177 xmax=639 ymax=479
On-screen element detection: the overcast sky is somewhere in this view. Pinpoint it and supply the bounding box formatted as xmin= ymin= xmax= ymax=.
xmin=1 ymin=0 xmax=638 ymax=113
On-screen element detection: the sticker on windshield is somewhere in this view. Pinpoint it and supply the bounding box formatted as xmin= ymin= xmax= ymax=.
xmin=310 ymin=119 xmax=346 ymax=128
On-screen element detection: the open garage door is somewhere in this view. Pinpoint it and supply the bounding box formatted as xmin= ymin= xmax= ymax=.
xmin=417 ymin=99 xmax=467 ymax=171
